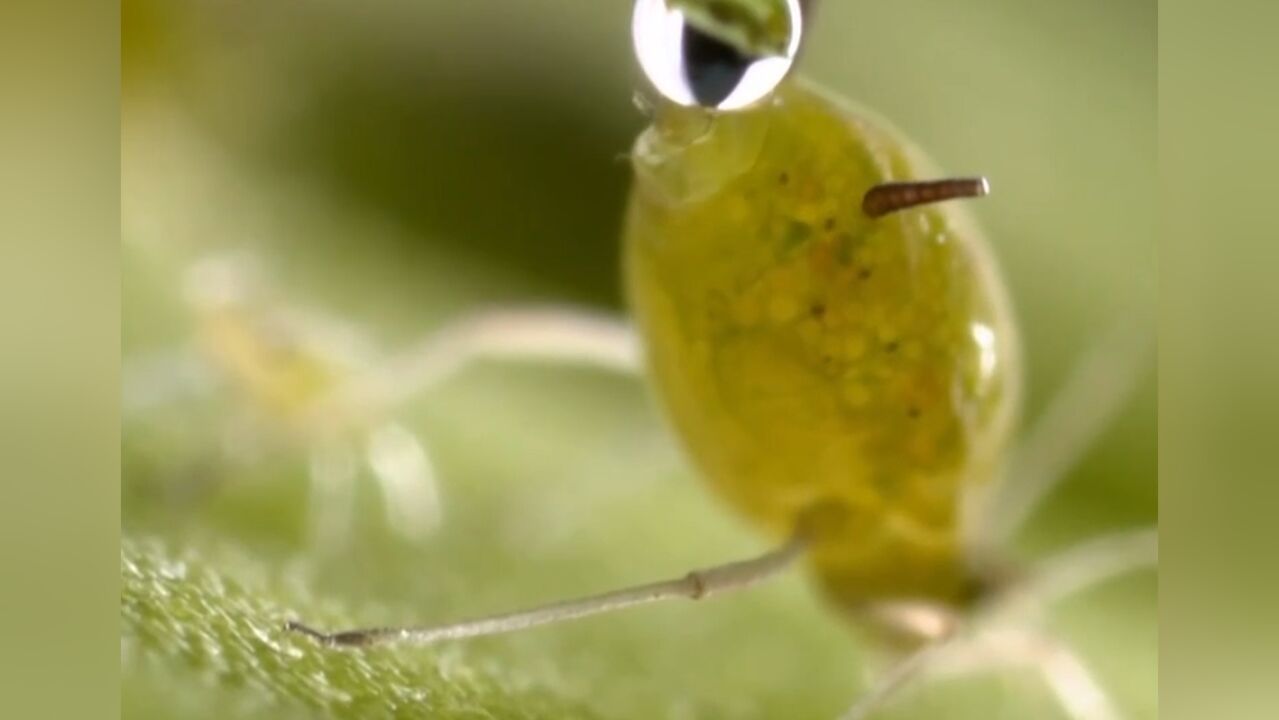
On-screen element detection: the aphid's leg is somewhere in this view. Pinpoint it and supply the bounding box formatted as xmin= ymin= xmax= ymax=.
xmin=1004 ymin=531 xmax=1157 ymax=719
xmin=303 ymin=307 xmax=635 ymax=543
xmin=363 ymin=422 xmax=444 ymax=541
xmin=894 ymin=531 xmax=1156 ymax=720
xmin=838 ymin=638 xmax=956 ymax=720
xmin=862 ymin=178 xmax=990 ymax=218
xmin=307 ymin=440 xmax=360 ymax=553
xmin=1034 ymin=635 xmax=1124 ymax=720
xmin=841 ymin=623 xmax=1125 ymax=720
xmin=322 ymin=306 xmax=640 ymax=420
xmin=122 ymin=349 xmax=247 ymax=508
xmin=121 ymin=346 xmax=217 ymax=418
xmin=924 ymin=628 xmax=1122 ymax=720
xmin=285 ymin=533 xmax=806 ymax=647
xmin=1026 ymin=527 xmax=1158 ymax=604
xmin=981 ymin=312 xmax=1154 ymax=546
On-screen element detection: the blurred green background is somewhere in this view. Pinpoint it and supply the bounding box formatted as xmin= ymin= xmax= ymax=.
xmin=121 ymin=1 xmax=1155 ymax=718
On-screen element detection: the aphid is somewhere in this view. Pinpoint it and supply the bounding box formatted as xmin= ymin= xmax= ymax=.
xmin=123 ymin=252 xmax=636 ymax=548
xmin=122 ymin=252 xmax=439 ymax=545
xmin=286 ymin=2 xmax=1155 ymax=717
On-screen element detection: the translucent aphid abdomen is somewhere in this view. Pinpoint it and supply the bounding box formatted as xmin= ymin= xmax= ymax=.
xmin=623 ymin=81 xmax=1021 ymax=606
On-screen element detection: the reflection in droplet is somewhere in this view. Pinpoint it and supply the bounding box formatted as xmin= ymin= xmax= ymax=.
xmin=682 ymin=22 xmax=754 ymax=108
xmin=632 ymin=0 xmax=803 ymax=111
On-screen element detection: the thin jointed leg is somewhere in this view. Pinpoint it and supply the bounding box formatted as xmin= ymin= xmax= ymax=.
xmin=1036 ymin=636 xmax=1123 ymax=720
xmin=307 ymin=441 xmax=359 ymax=553
xmin=1027 ymin=526 xmax=1158 ymax=604
xmin=838 ymin=638 xmax=954 ymax=720
xmin=121 ymin=347 xmax=217 ymax=418
xmin=840 ymin=626 xmax=1123 ymax=720
xmin=982 ymin=311 xmax=1153 ymax=545
xmin=928 ymin=629 xmax=1121 ymax=720
xmin=364 ymin=422 xmax=444 ymax=540
xmin=323 ymin=306 xmax=640 ymax=419
xmin=286 ymin=533 xmax=807 ymax=648
xmin=839 ymin=526 xmax=1155 ymax=720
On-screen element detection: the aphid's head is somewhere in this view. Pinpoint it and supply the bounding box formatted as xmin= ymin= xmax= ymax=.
xmin=632 ymin=0 xmax=803 ymax=112
xmin=629 ymin=1 xmax=806 ymax=205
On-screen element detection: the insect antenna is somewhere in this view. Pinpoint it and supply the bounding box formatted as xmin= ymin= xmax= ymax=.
xmin=862 ymin=177 xmax=990 ymax=218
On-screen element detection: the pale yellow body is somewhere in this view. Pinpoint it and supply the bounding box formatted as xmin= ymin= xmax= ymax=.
xmin=624 ymin=81 xmax=1021 ymax=608
xmin=198 ymin=309 xmax=342 ymax=424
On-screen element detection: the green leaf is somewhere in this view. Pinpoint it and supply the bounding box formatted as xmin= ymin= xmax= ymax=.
xmin=121 ymin=538 xmax=604 ymax=720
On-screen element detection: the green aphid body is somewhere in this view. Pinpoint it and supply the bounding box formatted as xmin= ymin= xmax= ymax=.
xmin=623 ymin=80 xmax=1021 ymax=612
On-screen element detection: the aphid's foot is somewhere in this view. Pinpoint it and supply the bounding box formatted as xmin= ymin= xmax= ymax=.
xmin=283 ymin=620 xmax=375 ymax=648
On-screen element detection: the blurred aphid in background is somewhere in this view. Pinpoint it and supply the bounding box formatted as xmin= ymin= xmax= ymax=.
xmin=124 ymin=251 xmax=442 ymax=547
xmin=123 ymin=250 xmax=640 ymax=550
